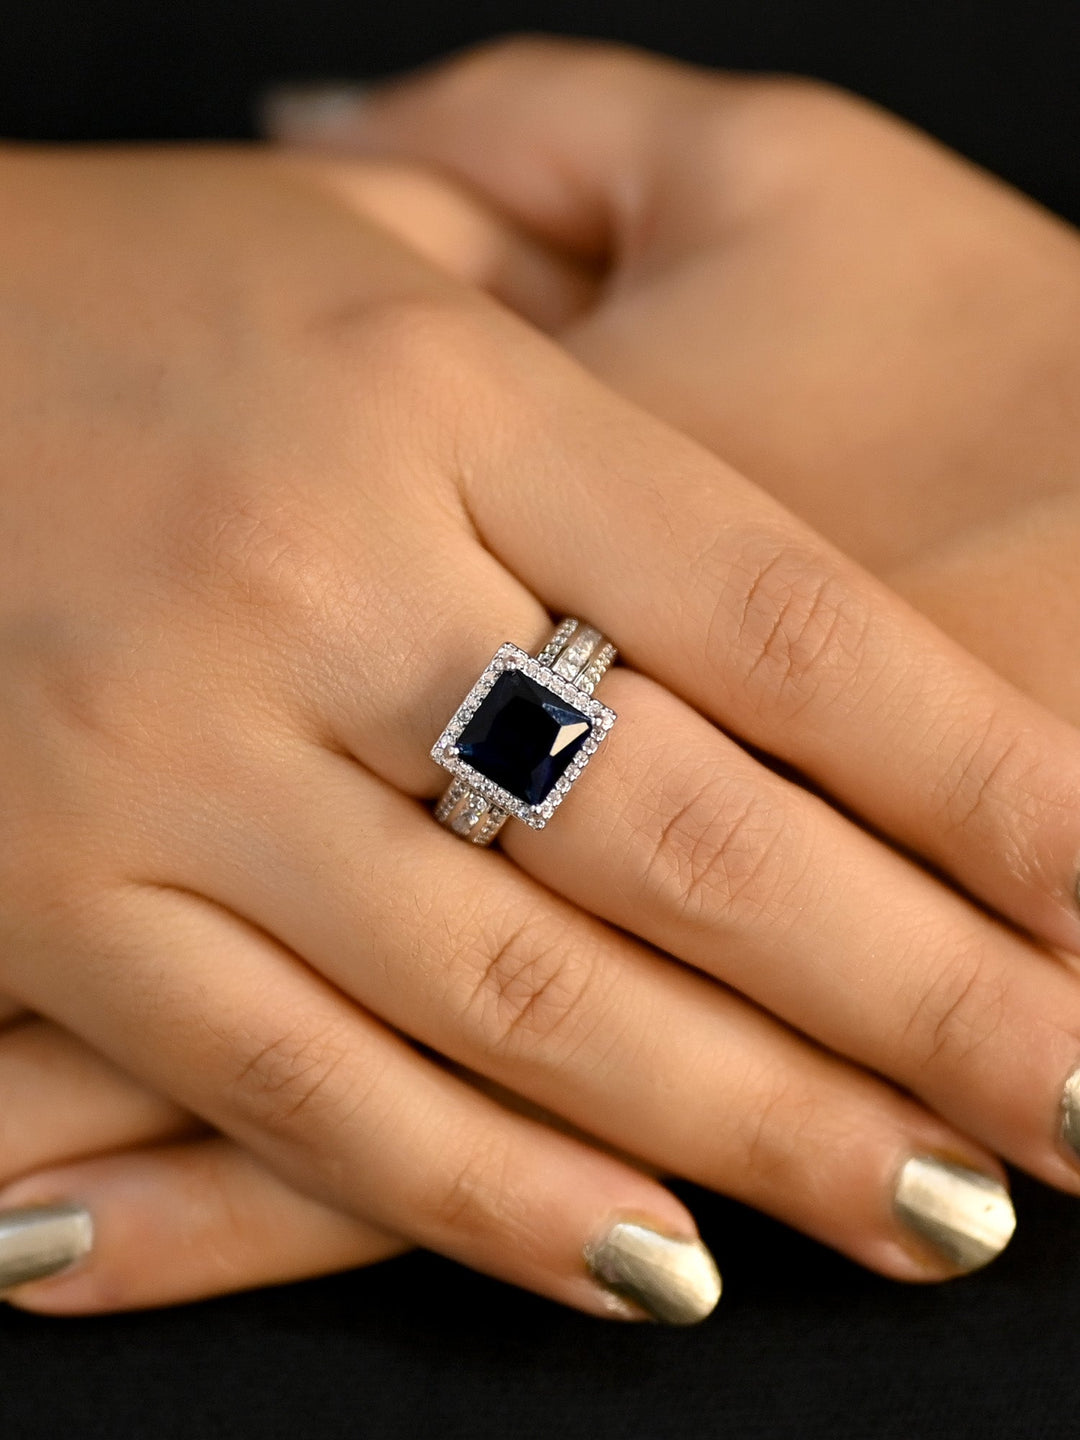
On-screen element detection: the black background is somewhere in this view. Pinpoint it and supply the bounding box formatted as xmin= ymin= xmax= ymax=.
xmin=2 ymin=3 xmax=1079 ymax=1437
xmin=1 ymin=1 xmax=1079 ymax=229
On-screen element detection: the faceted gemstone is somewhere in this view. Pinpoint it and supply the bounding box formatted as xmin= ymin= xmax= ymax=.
xmin=457 ymin=669 xmax=592 ymax=806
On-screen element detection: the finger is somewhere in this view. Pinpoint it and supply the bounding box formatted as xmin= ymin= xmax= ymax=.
xmin=194 ymin=339 xmax=1080 ymax=1203
xmin=0 ymin=180 xmax=1029 ymax=1303
xmin=5 ymin=886 xmax=720 ymax=1324
xmin=262 ymin=38 xmax=752 ymax=268
xmin=0 ymin=1138 xmax=409 ymax=1313
xmin=459 ymin=316 xmax=1080 ymax=956
xmin=503 ymin=666 xmax=1080 ymax=1195
xmin=244 ymin=274 xmax=1080 ymax=966
xmin=273 ymin=150 xmax=597 ymax=330
xmin=286 ymin=516 xmax=1080 ymax=1203
xmin=0 ymin=1019 xmax=195 ymax=1184
xmin=101 ymin=270 xmax=1065 ymax=1249
xmin=276 ymin=42 xmax=1080 ymax=953
xmin=150 ymin=738 xmax=1017 ymax=1283
xmin=306 ymin=41 xmax=1080 ymax=602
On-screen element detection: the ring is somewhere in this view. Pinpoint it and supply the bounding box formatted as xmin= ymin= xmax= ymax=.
xmin=431 ymin=617 xmax=618 ymax=846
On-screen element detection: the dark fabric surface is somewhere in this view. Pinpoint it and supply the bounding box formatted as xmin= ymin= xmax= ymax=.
xmin=1 ymin=0 xmax=1079 ymax=229
xmin=3 ymin=1172 xmax=1079 ymax=1438
xmin=1 ymin=3 xmax=1079 ymax=1436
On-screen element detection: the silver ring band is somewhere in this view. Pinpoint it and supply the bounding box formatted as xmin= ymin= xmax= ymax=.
xmin=432 ymin=617 xmax=618 ymax=846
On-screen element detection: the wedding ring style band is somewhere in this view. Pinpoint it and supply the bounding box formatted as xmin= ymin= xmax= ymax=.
xmin=432 ymin=617 xmax=618 ymax=846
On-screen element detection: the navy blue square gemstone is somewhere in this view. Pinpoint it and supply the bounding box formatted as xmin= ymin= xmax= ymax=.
xmin=457 ymin=669 xmax=593 ymax=807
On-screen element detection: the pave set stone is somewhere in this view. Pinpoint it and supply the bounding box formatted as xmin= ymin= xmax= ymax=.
xmin=431 ymin=642 xmax=617 ymax=829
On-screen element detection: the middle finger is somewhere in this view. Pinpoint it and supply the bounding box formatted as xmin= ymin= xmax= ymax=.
xmin=166 ymin=741 xmax=1017 ymax=1280
xmin=270 ymin=514 xmax=1080 ymax=1199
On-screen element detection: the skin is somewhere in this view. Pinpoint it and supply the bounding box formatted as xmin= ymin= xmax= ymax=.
xmin=342 ymin=39 xmax=1080 ymax=716
xmin=6 ymin=42 xmax=1080 ymax=1315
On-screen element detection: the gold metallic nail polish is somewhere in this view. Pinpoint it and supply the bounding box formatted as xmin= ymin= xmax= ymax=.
xmin=0 ymin=1204 xmax=93 ymax=1294
xmin=893 ymin=1156 xmax=1015 ymax=1273
xmin=1060 ymin=1063 xmax=1080 ymax=1161
xmin=583 ymin=1219 xmax=721 ymax=1325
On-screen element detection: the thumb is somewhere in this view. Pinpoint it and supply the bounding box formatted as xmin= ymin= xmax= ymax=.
xmin=262 ymin=37 xmax=757 ymax=270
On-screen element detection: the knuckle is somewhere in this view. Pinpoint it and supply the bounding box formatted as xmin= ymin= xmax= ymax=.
xmin=426 ymin=1117 xmax=538 ymax=1244
xmin=308 ymin=292 xmax=504 ymax=470
xmin=639 ymin=763 xmax=800 ymax=930
xmin=901 ymin=948 xmax=1009 ymax=1074
xmin=424 ymin=1127 xmax=517 ymax=1240
xmin=224 ymin=1018 xmax=355 ymax=1142
xmin=740 ymin=1073 xmax=825 ymax=1185
xmin=312 ymin=291 xmax=490 ymax=395
xmin=459 ymin=910 xmax=599 ymax=1062
xmin=932 ymin=710 xmax=1049 ymax=853
xmin=720 ymin=534 xmax=875 ymax=720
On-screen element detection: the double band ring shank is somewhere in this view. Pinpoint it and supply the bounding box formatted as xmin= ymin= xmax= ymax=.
xmin=433 ymin=618 xmax=618 ymax=846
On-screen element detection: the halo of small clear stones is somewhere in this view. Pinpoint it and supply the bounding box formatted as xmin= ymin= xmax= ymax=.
xmin=534 ymin=617 xmax=579 ymax=667
xmin=431 ymin=641 xmax=617 ymax=829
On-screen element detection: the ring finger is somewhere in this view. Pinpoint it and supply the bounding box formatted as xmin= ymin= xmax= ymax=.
xmin=252 ymin=509 xmax=1080 ymax=1199
xmin=88 ymin=747 xmax=1018 ymax=1284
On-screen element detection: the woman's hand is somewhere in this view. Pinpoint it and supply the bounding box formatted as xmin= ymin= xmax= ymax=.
xmin=0 ymin=1004 xmax=411 ymax=1306
xmin=4 ymin=139 xmax=1080 ymax=1323
xmin=295 ymin=37 xmax=1080 ymax=714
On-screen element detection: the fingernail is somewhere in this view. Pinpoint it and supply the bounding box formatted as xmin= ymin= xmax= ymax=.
xmin=1060 ymin=1061 xmax=1080 ymax=1163
xmin=0 ymin=1204 xmax=94 ymax=1293
xmin=893 ymin=1156 xmax=1015 ymax=1273
xmin=583 ymin=1219 xmax=721 ymax=1325
xmin=257 ymin=83 xmax=369 ymax=141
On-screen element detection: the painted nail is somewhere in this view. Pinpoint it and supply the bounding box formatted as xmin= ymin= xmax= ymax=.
xmin=584 ymin=1219 xmax=721 ymax=1325
xmin=893 ymin=1156 xmax=1015 ymax=1272
xmin=0 ymin=1204 xmax=94 ymax=1293
xmin=258 ymin=83 xmax=369 ymax=141
xmin=1060 ymin=1062 xmax=1080 ymax=1162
